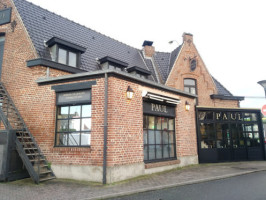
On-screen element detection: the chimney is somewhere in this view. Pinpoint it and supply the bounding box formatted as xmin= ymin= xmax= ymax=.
xmin=142 ymin=40 xmax=155 ymax=58
xmin=182 ymin=33 xmax=193 ymax=45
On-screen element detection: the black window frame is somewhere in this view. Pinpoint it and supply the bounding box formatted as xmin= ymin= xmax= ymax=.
xmin=197 ymin=110 xmax=262 ymax=149
xmin=55 ymin=103 xmax=92 ymax=147
xmin=54 ymin=88 xmax=92 ymax=148
xmin=50 ymin=44 xmax=81 ymax=68
xmin=143 ymin=115 xmax=176 ymax=163
xmin=184 ymin=78 xmax=197 ymax=95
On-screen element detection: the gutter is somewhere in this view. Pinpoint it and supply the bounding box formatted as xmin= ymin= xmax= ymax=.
xmin=103 ymin=73 xmax=108 ymax=184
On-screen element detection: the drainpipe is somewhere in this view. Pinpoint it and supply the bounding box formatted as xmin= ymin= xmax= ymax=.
xmin=103 ymin=73 xmax=108 ymax=184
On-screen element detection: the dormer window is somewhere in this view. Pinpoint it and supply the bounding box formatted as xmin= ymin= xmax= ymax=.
xmin=46 ymin=37 xmax=86 ymax=68
xmin=99 ymin=56 xmax=128 ymax=71
xmin=127 ymin=66 xmax=151 ymax=79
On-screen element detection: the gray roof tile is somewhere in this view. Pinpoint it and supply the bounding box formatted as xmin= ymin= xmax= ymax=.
xmin=13 ymin=0 xmax=233 ymax=97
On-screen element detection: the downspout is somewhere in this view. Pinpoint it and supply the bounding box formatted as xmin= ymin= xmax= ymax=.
xmin=103 ymin=73 xmax=108 ymax=184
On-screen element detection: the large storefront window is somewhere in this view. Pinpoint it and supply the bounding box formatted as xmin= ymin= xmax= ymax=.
xmin=197 ymin=108 xmax=264 ymax=163
xmin=199 ymin=111 xmax=261 ymax=149
xmin=143 ymin=115 xmax=176 ymax=162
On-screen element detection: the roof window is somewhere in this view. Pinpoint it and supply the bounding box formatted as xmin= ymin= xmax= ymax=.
xmin=46 ymin=37 xmax=86 ymax=68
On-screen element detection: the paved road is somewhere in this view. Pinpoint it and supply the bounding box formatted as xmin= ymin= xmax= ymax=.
xmin=108 ymin=171 xmax=266 ymax=200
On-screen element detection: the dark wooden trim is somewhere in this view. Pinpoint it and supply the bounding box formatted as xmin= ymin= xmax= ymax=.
xmin=46 ymin=37 xmax=86 ymax=53
xmin=27 ymin=58 xmax=86 ymax=73
xmin=99 ymin=56 xmax=128 ymax=68
xmin=52 ymin=81 xmax=96 ymax=92
xmin=210 ymin=94 xmax=245 ymax=101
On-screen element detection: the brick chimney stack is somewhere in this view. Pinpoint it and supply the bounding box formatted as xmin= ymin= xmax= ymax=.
xmin=182 ymin=33 xmax=193 ymax=45
xmin=142 ymin=40 xmax=155 ymax=58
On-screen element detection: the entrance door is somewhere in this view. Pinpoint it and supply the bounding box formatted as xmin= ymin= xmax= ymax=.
xmin=197 ymin=108 xmax=265 ymax=163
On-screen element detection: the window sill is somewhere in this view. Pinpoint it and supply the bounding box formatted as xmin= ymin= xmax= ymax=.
xmin=52 ymin=146 xmax=91 ymax=153
xmin=145 ymin=159 xmax=180 ymax=169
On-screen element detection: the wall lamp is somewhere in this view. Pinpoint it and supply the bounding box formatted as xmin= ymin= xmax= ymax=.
xmin=185 ymin=101 xmax=190 ymax=111
xmin=126 ymin=86 xmax=134 ymax=100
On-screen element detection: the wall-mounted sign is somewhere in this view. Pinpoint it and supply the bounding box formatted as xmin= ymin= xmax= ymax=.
xmin=0 ymin=8 xmax=11 ymax=26
xmin=143 ymin=101 xmax=175 ymax=117
xmin=57 ymin=90 xmax=91 ymax=105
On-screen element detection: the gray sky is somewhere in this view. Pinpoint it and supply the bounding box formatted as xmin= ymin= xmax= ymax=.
xmin=26 ymin=0 xmax=266 ymax=109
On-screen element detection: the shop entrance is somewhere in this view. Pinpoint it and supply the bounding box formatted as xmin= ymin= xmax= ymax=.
xmin=196 ymin=107 xmax=265 ymax=163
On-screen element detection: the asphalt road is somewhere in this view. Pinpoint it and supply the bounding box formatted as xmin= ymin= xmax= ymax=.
xmin=107 ymin=171 xmax=266 ymax=200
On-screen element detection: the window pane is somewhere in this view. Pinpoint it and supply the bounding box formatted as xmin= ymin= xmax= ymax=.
xmin=148 ymin=116 xmax=155 ymax=129
xmin=169 ymin=144 xmax=175 ymax=157
xmin=143 ymin=130 xmax=148 ymax=144
xmin=57 ymin=120 xmax=68 ymax=132
xmin=162 ymin=131 xmax=168 ymax=144
xmin=190 ymin=87 xmax=196 ymax=94
xmin=69 ymin=119 xmax=80 ymax=131
xmin=169 ymin=119 xmax=174 ymax=130
xmin=81 ymin=133 xmax=91 ymax=145
xmin=169 ymin=131 xmax=174 ymax=143
xmin=163 ymin=145 xmax=169 ymax=158
xmin=148 ymin=130 xmax=155 ymax=144
xmin=82 ymin=105 xmax=91 ymax=117
xmin=68 ymin=132 xmax=80 ymax=146
xmin=253 ymin=124 xmax=258 ymax=131
xmin=162 ymin=118 xmax=168 ymax=130
xmin=149 ymin=145 xmax=155 ymax=160
xmin=155 ymin=131 xmax=161 ymax=144
xmin=144 ymin=145 xmax=148 ymax=160
xmin=155 ymin=117 xmax=162 ymax=130
xmin=69 ymin=52 xmax=77 ymax=67
xmin=70 ymin=106 xmax=81 ymax=118
xmin=82 ymin=118 xmax=91 ymax=131
xmin=0 ymin=36 xmax=5 ymax=42
xmin=143 ymin=115 xmax=148 ymax=129
xmin=56 ymin=133 xmax=68 ymax=146
xmin=58 ymin=106 xmax=68 ymax=119
xmin=156 ymin=145 xmax=162 ymax=159
xmin=50 ymin=45 xmax=57 ymax=61
xmin=58 ymin=48 xmax=67 ymax=65
xmin=184 ymin=79 xmax=195 ymax=86
xmin=184 ymin=87 xmax=190 ymax=93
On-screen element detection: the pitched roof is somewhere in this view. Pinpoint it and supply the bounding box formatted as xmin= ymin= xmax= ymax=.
xmin=212 ymin=77 xmax=233 ymax=96
xmin=13 ymin=0 xmax=233 ymax=97
xmin=13 ymin=0 xmax=147 ymax=72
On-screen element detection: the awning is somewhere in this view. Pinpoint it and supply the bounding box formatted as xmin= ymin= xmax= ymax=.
xmin=142 ymin=91 xmax=181 ymax=105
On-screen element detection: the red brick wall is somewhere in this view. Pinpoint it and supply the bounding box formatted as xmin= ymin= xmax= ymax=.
xmin=0 ymin=0 xmax=198 ymax=169
xmin=0 ymin=0 xmax=106 ymax=166
xmin=166 ymin=33 xmax=239 ymax=108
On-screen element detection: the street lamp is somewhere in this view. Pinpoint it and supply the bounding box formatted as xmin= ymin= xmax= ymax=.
xmin=258 ymin=80 xmax=266 ymax=98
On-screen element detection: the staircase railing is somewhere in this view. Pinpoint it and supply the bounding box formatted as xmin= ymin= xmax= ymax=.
xmin=0 ymin=82 xmax=55 ymax=183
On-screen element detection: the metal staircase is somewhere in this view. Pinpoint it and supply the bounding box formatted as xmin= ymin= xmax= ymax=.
xmin=0 ymin=82 xmax=55 ymax=184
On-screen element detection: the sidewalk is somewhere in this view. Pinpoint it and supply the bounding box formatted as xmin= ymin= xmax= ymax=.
xmin=1 ymin=161 xmax=266 ymax=200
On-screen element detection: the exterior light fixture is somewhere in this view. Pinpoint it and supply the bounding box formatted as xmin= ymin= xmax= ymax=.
xmin=126 ymin=86 xmax=134 ymax=100
xmin=169 ymin=40 xmax=179 ymax=45
xmin=258 ymin=80 xmax=266 ymax=98
xmin=185 ymin=101 xmax=190 ymax=111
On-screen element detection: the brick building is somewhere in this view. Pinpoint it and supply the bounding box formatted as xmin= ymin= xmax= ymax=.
xmin=0 ymin=0 xmax=264 ymax=184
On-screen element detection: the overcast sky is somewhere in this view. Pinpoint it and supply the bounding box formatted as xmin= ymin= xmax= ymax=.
xmin=26 ymin=0 xmax=266 ymax=109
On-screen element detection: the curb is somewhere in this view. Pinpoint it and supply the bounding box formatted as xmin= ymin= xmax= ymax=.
xmin=83 ymin=168 xmax=266 ymax=200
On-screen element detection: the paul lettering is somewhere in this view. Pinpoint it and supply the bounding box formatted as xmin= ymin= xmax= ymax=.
xmin=151 ymin=103 xmax=167 ymax=113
